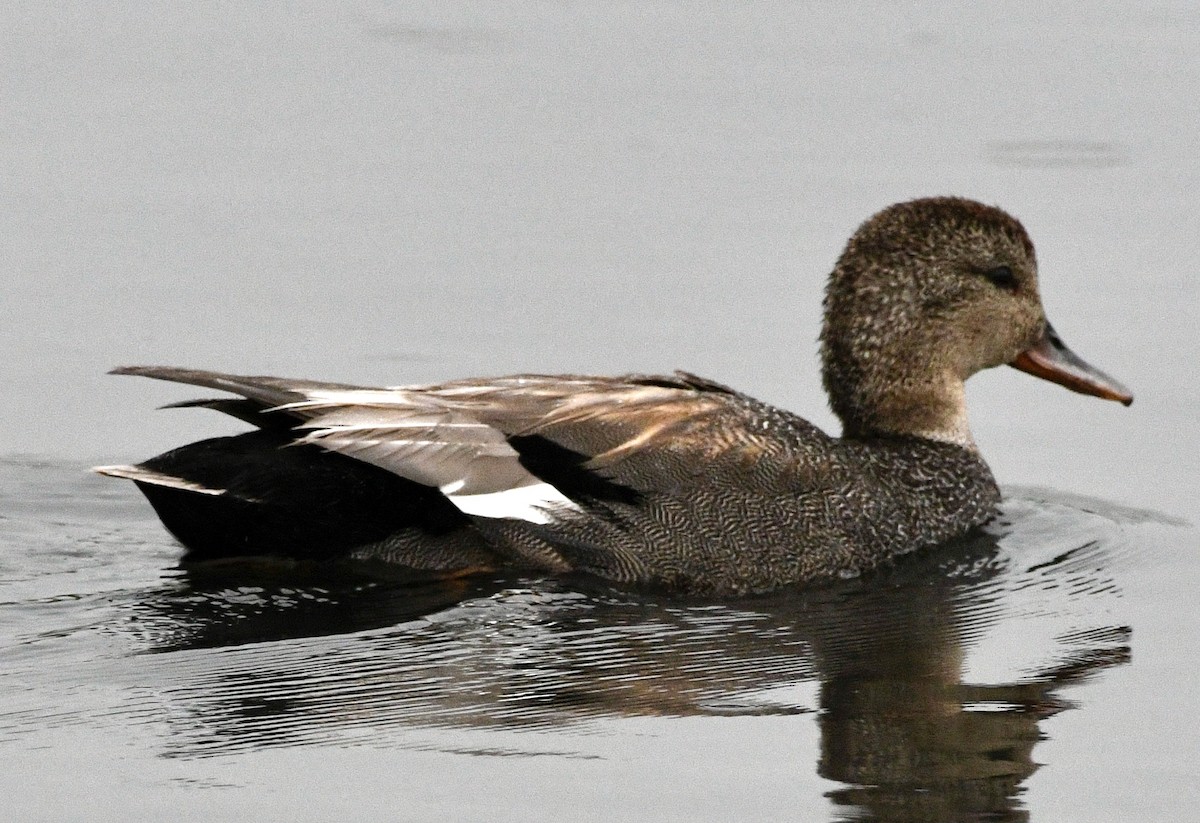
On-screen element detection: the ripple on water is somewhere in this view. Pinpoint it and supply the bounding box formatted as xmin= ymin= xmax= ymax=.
xmin=0 ymin=460 xmax=1186 ymax=820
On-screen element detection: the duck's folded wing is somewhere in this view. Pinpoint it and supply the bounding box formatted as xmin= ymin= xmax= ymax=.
xmin=108 ymin=367 xmax=582 ymax=525
xmin=294 ymin=372 xmax=827 ymax=500
xmin=111 ymin=368 xmax=826 ymax=525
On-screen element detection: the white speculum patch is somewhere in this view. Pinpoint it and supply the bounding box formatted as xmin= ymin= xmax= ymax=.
xmin=441 ymin=480 xmax=581 ymax=525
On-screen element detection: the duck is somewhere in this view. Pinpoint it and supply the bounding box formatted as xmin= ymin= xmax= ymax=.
xmin=95 ymin=197 xmax=1133 ymax=595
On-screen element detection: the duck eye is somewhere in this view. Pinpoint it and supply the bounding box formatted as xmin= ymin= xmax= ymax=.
xmin=980 ymin=264 xmax=1019 ymax=292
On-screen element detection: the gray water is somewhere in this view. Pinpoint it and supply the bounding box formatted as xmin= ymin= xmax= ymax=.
xmin=3 ymin=3 xmax=1198 ymax=821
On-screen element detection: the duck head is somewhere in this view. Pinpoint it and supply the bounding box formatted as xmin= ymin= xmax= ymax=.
xmin=820 ymin=197 xmax=1132 ymax=446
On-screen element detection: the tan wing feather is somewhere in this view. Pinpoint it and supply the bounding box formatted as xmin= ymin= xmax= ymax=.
xmin=420 ymin=374 xmax=761 ymax=469
xmin=113 ymin=367 xmax=791 ymax=508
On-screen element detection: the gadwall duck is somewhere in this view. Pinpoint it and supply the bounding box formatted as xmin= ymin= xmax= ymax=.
xmin=96 ymin=197 xmax=1132 ymax=595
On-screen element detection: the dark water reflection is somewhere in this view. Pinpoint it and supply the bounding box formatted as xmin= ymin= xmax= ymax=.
xmin=105 ymin=494 xmax=1134 ymax=822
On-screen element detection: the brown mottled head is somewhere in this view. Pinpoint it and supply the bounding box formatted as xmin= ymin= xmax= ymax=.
xmin=820 ymin=198 xmax=1048 ymax=444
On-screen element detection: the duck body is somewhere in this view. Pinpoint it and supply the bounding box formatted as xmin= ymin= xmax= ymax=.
xmin=98 ymin=198 xmax=1131 ymax=595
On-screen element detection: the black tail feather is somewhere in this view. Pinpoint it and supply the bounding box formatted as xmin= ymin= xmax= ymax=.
xmin=133 ymin=430 xmax=480 ymax=564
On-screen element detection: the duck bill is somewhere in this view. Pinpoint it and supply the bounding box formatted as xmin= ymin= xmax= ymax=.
xmin=1010 ymin=323 xmax=1133 ymax=406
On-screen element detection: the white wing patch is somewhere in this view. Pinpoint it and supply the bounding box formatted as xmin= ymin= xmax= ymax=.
xmin=287 ymin=390 xmax=583 ymax=525
xmin=441 ymin=480 xmax=578 ymax=525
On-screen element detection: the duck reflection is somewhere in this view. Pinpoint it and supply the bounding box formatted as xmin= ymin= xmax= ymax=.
xmin=805 ymin=540 xmax=1128 ymax=823
xmin=126 ymin=500 xmax=1130 ymax=823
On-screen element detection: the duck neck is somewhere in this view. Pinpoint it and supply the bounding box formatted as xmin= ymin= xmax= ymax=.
xmin=833 ymin=373 xmax=978 ymax=450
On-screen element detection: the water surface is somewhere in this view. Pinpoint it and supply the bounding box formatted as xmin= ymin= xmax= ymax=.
xmin=2 ymin=460 xmax=1195 ymax=821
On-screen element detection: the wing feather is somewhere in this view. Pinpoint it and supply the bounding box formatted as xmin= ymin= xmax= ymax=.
xmin=112 ymin=367 xmax=820 ymax=518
